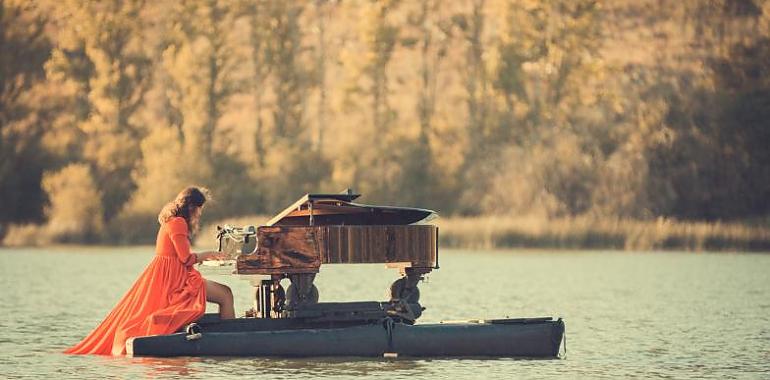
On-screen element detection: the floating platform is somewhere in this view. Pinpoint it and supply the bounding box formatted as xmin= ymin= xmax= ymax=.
xmin=127 ymin=313 xmax=565 ymax=358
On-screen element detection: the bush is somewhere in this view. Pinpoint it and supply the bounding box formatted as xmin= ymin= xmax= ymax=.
xmin=2 ymin=224 xmax=50 ymax=246
xmin=41 ymin=163 xmax=104 ymax=243
xmin=104 ymin=212 xmax=159 ymax=245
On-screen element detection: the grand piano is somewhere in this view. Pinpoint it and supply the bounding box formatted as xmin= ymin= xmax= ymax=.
xmin=216 ymin=190 xmax=439 ymax=320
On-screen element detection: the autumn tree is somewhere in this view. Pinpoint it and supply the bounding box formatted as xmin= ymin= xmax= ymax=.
xmin=0 ymin=0 xmax=52 ymax=229
xmin=395 ymin=0 xmax=453 ymax=209
xmin=314 ymin=0 xmax=330 ymax=154
xmin=336 ymin=1 xmax=401 ymax=203
xmin=41 ymin=163 xmax=103 ymax=242
xmin=162 ymin=0 xmax=240 ymax=165
xmin=247 ymin=0 xmax=271 ymax=169
xmin=43 ymin=0 xmax=151 ymax=220
xmin=453 ymin=0 xmax=493 ymax=213
xmin=259 ymin=0 xmax=330 ymax=207
xmin=480 ymin=0 xmax=605 ymax=216
xmin=4 ymin=0 xmax=770 ymax=246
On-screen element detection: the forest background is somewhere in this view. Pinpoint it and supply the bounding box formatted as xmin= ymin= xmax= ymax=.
xmin=2 ymin=0 xmax=770 ymax=251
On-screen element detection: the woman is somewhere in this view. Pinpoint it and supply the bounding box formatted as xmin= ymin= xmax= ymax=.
xmin=64 ymin=186 xmax=235 ymax=355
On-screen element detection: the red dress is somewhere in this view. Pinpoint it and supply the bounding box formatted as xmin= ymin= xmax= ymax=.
xmin=64 ymin=217 xmax=207 ymax=355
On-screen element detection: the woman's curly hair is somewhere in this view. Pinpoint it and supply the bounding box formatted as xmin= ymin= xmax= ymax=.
xmin=158 ymin=186 xmax=210 ymax=234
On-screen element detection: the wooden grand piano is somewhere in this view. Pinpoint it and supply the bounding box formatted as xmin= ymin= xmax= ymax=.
xmin=215 ymin=190 xmax=439 ymax=321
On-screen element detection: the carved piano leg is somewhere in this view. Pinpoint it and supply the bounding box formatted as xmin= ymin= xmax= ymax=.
xmin=388 ymin=277 xmax=420 ymax=303
xmin=286 ymin=273 xmax=319 ymax=310
xmin=388 ymin=268 xmax=429 ymax=303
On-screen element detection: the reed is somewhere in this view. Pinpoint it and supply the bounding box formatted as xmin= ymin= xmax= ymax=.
xmin=435 ymin=216 xmax=770 ymax=252
xmin=5 ymin=214 xmax=769 ymax=252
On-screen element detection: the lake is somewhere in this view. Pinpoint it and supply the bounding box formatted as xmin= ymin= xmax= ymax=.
xmin=0 ymin=247 xmax=768 ymax=379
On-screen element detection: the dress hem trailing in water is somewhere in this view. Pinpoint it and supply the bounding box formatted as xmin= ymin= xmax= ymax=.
xmin=63 ymin=217 xmax=206 ymax=356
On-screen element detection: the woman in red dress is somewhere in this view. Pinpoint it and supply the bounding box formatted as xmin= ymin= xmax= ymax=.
xmin=64 ymin=186 xmax=235 ymax=355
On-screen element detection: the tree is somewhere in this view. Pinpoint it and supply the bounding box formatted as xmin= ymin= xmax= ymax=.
xmin=247 ymin=0 xmax=272 ymax=168
xmin=480 ymin=0 xmax=605 ymax=216
xmin=163 ymin=0 xmax=240 ymax=165
xmin=42 ymin=163 xmax=103 ymax=242
xmin=152 ymin=0 xmax=267 ymax=219
xmin=265 ymin=1 xmax=307 ymax=143
xmin=396 ymin=0 xmax=453 ymax=209
xmin=314 ymin=0 xmax=330 ymax=154
xmin=451 ymin=0 xmax=494 ymax=214
xmin=0 ymin=0 xmax=52 ymax=229
xmin=44 ymin=0 xmax=152 ymax=219
xmin=337 ymin=0 xmax=401 ymax=203
xmin=260 ymin=0 xmax=330 ymax=207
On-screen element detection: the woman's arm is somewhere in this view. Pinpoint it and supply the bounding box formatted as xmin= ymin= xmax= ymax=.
xmin=167 ymin=217 xmax=196 ymax=265
xmin=193 ymin=251 xmax=226 ymax=263
xmin=168 ymin=218 xmax=223 ymax=265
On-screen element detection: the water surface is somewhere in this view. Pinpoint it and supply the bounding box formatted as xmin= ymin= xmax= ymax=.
xmin=1 ymin=248 xmax=768 ymax=379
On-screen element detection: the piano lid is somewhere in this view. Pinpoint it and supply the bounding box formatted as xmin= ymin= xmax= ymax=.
xmin=265 ymin=191 xmax=438 ymax=226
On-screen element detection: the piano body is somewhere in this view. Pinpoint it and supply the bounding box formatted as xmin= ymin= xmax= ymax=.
xmin=216 ymin=191 xmax=438 ymax=322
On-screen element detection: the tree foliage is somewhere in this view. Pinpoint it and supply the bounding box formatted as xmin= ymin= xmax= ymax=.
xmin=0 ymin=0 xmax=52 ymax=226
xmin=2 ymin=0 xmax=770 ymax=243
xmin=42 ymin=163 xmax=103 ymax=242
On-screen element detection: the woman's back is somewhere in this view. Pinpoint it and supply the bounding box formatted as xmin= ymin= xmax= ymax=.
xmin=64 ymin=218 xmax=206 ymax=355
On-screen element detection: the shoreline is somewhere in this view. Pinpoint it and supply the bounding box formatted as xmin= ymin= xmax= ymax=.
xmin=3 ymin=215 xmax=769 ymax=253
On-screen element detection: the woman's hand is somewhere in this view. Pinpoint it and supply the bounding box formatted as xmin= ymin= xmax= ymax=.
xmin=195 ymin=251 xmax=227 ymax=263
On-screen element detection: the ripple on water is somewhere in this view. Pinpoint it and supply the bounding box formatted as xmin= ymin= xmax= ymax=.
xmin=1 ymin=248 xmax=769 ymax=379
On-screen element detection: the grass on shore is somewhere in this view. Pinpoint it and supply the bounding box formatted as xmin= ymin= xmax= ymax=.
xmin=4 ymin=214 xmax=769 ymax=252
xmin=435 ymin=216 xmax=770 ymax=252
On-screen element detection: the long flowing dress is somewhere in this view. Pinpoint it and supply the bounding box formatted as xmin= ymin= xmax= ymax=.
xmin=64 ymin=217 xmax=207 ymax=355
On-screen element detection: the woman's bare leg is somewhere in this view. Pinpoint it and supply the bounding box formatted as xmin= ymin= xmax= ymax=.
xmin=205 ymin=280 xmax=235 ymax=319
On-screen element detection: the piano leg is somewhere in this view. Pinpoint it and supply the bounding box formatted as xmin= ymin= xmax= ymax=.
xmin=286 ymin=273 xmax=319 ymax=310
xmin=388 ymin=268 xmax=429 ymax=303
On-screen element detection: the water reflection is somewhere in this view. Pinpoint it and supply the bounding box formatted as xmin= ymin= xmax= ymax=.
xmin=245 ymin=357 xmax=427 ymax=376
xmin=128 ymin=357 xmax=204 ymax=377
xmin=79 ymin=354 xmax=431 ymax=379
xmin=2 ymin=249 xmax=769 ymax=379
xmin=177 ymin=356 xmax=426 ymax=378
